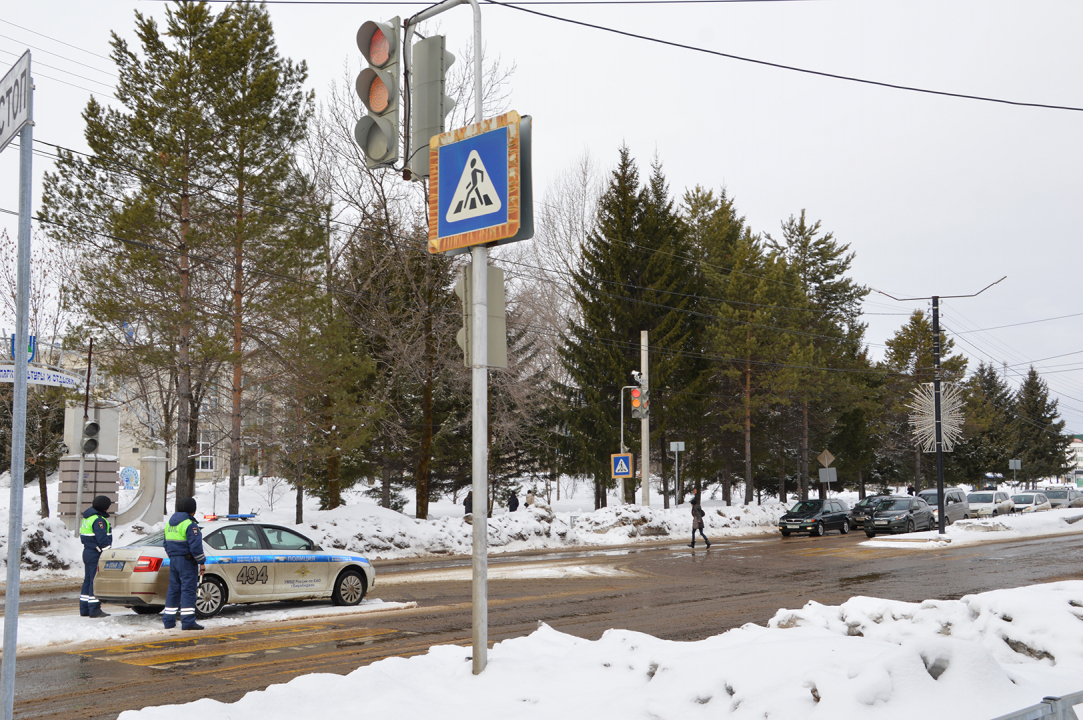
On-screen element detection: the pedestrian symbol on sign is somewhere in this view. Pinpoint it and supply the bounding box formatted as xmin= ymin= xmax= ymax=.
xmin=445 ymin=150 xmax=502 ymax=223
xmin=615 ymin=458 xmax=629 ymax=475
xmin=611 ymin=452 xmax=633 ymax=479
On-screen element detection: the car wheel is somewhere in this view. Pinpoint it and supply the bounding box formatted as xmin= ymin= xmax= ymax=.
xmin=841 ymin=521 xmax=850 ymax=535
xmin=332 ymin=568 xmax=367 ymax=606
xmin=195 ymin=575 xmax=227 ymax=618
xmin=133 ymin=605 xmax=164 ymax=615
xmin=813 ymin=522 xmax=825 ymax=537
xmin=992 ymin=510 xmax=997 ymax=517
xmin=781 ymin=530 xmax=791 ymax=537
xmin=906 ymin=519 xmax=915 ymax=534
xmin=865 ymin=531 xmax=876 ymax=538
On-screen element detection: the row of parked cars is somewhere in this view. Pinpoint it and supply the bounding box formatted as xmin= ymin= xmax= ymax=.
xmin=778 ymin=485 xmax=1083 ymax=538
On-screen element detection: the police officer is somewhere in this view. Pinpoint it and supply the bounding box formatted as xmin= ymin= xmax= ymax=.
xmin=79 ymin=495 xmax=113 ymax=618
xmin=163 ymin=497 xmax=206 ymax=631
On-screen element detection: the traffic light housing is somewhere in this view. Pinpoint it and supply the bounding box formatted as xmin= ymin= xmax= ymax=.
xmin=409 ymin=35 xmax=455 ymax=179
xmin=630 ymin=387 xmax=650 ymax=419
xmin=81 ymin=420 xmax=100 ymax=454
xmin=355 ymin=17 xmax=401 ymax=167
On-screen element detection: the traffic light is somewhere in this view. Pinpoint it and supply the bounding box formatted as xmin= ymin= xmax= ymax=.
xmin=453 ymin=266 xmax=508 ymax=368
xmin=630 ymin=387 xmax=650 ymax=419
xmin=409 ymin=35 xmax=455 ymax=179
xmin=81 ymin=420 xmax=100 ymax=455
xmin=354 ymin=17 xmax=401 ymax=167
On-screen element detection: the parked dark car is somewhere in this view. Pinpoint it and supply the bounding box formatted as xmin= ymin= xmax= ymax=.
xmin=865 ymin=496 xmax=936 ymax=537
xmin=778 ymin=499 xmax=851 ymax=537
xmin=848 ymin=494 xmax=890 ymax=530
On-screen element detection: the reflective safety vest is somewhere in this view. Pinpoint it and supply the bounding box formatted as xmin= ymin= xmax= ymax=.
xmin=80 ymin=514 xmax=111 ymax=537
xmin=164 ymin=518 xmax=193 ymax=542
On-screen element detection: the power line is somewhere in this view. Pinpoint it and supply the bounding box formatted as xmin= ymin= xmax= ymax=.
xmin=483 ymin=0 xmax=1083 ymax=112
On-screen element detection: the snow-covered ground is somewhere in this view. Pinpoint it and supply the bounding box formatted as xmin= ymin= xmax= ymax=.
xmin=8 ymin=598 xmax=417 ymax=652
xmin=115 ymin=581 xmax=1083 ymax=720
xmin=5 ymin=474 xmax=1083 ymax=585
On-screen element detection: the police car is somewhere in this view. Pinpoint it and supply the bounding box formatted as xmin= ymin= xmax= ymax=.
xmin=94 ymin=520 xmax=375 ymax=618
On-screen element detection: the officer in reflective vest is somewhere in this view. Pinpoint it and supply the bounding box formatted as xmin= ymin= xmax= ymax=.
xmin=79 ymin=495 xmax=113 ymax=618
xmin=163 ymin=497 xmax=206 ymax=631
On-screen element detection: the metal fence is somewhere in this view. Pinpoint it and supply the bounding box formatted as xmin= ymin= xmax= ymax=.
xmin=990 ymin=691 xmax=1083 ymax=720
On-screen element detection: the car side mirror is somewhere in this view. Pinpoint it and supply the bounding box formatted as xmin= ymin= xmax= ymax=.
xmin=311 ymin=544 xmax=322 ymax=552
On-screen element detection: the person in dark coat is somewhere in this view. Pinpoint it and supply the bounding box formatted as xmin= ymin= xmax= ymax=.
xmin=508 ymin=492 xmax=519 ymax=512
xmin=163 ymin=497 xmax=206 ymax=631
xmin=688 ymin=488 xmax=710 ymax=548
xmin=463 ymin=491 xmax=473 ymax=516
xmin=79 ymin=495 xmax=113 ymax=618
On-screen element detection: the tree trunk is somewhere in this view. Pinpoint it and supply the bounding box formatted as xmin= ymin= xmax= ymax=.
xmin=858 ymin=467 xmax=865 ymax=499
xmin=229 ymin=188 xmax=245 ymax=515
xmin=743 ymin=364 xmax=754 ymax=505
xmin=175 ymin=161 xmax=193 ymax=500
xmin=914 ymin=445 xmax=922 ymax=489
xmin=382 ymin=461 xmax=391 ymax=509
xmin=294 ymin=457 xmax=304 ymax=524
xmin=777 ymin=454 xmax=786 ymax=506
xmin=723 ymin=458 xmax=731 ymax=506
xmin=38 ymin=465 xmax=49 ymax=518
xmin=414 ymin=318 xmax=434 ymax=520
xmin=659 ymin=428 xmax=668 ymax=508
xmin=800 ymin=400 xmax=809 ymax=501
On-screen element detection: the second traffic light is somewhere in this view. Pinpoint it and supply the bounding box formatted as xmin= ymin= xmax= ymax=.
xmin=409 ymin=35 xmax=455 ymax=179
xmin=81 ymin=420 xmax=100 ymax=454
xmin=630 ymin=387 xmax=650 ymax=419
xmin=454 ymin=266 xmax=508 ymax=369
xmin=355 ymin=17 xmax=401 ymax=167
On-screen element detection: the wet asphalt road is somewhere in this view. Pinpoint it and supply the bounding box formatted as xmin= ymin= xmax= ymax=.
xmin=11 ymin=530 xmax=1083 ymax=719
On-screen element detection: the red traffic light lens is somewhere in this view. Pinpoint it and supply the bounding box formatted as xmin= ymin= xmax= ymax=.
xmin=631 ymin=388 xmax=641 ymax=398
xmin=368 ymin=76 xmax=389 ymax=113
xmin=369 ymin=28 xmax=390 ymax=66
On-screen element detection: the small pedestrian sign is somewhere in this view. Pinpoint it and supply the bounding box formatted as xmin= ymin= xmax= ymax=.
xmin=611 ymin=453 xmax=633 ymax=479
xmin=428 ymin=110 xmax=533 ymax=255
xmin=446 ymin=151 xmax=502 ymax=222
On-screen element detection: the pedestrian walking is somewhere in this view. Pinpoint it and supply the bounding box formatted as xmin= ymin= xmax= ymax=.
xmin=464 ymin=491 xmax=473 ymax=516
xmin=525 ymin=489 xmax=535 ymax=507
xmin=688 ymin=488 xmax=710 ymax=548
xmin=163 ymin=497 xmax=206 ymax=631
xmin=79 ymin=495 xmax=113 ymax=618
xmin=508 ymin=491 xmax=519 ymax=512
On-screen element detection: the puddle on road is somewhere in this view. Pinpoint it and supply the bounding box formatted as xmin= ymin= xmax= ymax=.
xmin=839 ymin=572 xmax=886 ymax=588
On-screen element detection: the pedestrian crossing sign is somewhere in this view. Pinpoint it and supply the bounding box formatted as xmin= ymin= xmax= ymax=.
xmin=428 ymin=110 xmax=533 ymax=255
xmin=611 ymin=453 xmax=634 ymax=479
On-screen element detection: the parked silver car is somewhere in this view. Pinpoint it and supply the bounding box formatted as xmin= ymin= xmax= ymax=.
xmin=1040 ymin=487 xmax=1083 ymax=509
xmin=967 ymin=491 xmax=1014 ymax=517
xmin=917 ymin=487 xmax=970 ymax=525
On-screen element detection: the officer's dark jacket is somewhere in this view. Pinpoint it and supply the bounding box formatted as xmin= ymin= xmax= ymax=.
xmin=163 ymin=512 xmax=206 ymax=564
xmin=80 ymin=507 xmax=112 ymax=550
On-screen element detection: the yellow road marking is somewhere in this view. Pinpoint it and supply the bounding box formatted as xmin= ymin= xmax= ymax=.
xmin=71 ymin=625 xmax=398 ymax=667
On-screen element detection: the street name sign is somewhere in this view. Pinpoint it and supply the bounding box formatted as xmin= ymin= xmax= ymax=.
xmin=428 ymin=110 xmax=533 ymax=255
xmin=0 ymin=364 xmax=81 ymax=389
xmin=611 ymin=453 xmax=634 ymax=479
xmin=0 ymin=52 xmax=32 ymax=154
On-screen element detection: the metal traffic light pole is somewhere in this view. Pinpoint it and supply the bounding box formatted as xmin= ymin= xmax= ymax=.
xmin=404 ymin=0 xmax=487 ymax=675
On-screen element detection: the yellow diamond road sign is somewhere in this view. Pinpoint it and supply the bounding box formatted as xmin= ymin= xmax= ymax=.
xmin=817 ymin=449 xmax=834 ymax=468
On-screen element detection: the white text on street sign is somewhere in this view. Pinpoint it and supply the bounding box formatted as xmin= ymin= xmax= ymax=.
xmin=0 ymin=52 xmax=32 ymax=154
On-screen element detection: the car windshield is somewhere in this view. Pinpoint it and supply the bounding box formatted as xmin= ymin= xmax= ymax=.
xmin=968 ymin=493 xmax=994 ymax=503
xmin=790 ymin=501 xmax=822 ymax=513
xmin=876 ymin=499 xmax=910 ymax=512
xmin=1012 ymin=495 xmax=1033 ymax=504
xmin=129 ymin=531 xmax=166 ymax=547
xmin=856 ymin=496 xmax=884 ymax=509
xmin=918 ymin=492 xmax=939 ymax=504
xmin=1044 ymin=490 xmax=1068 ymax=499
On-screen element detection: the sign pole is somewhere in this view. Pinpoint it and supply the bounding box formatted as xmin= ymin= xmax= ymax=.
xmin=2 ymin=54 xmax=33 ymax=720
xmin=640 ymin=331 xmax=649 ymax=506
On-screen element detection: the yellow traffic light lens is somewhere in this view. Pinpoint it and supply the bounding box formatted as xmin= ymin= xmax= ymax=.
xmin=632 ymin=399 xmax=641 ymax=408
xmin=369 ymin=76 xmax=389 ymax=113
xmin=369 ymin=28 xmax=390 ymax=66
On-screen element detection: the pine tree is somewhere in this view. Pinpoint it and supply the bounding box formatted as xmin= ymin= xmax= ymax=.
xmin=41 ymin=2 xmax=229 ymax=498
xmin=1012 ymin=367 xmax=1069 ymax=485
xmin=955 ymin=362 xmax=1015 ymax=483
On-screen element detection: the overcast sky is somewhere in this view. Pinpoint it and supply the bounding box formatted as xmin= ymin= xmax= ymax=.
xmin=1 ymin=0 xmax=1081 ymax=440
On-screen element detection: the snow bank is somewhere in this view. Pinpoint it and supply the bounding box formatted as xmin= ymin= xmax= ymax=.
xmin=119 ymin=582 xmax=1083 ymax=720
xmin=863 ymin=509 xmax=1083 ymax=549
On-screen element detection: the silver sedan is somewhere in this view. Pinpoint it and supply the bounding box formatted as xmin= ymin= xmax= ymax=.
xmin=94 ymin=522 xmax=375 ymax=618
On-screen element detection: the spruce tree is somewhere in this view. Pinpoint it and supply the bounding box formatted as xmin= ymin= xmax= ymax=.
xmin=1012 ymin=367 xmax=1069 ymax=485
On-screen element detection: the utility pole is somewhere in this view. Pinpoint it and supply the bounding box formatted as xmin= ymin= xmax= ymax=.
xmin=640 ymin=331 xmax=649 ymax=506
xmin=875 ymin=276 xmax=1005 ymax=534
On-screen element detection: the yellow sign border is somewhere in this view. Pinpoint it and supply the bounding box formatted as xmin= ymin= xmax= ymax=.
xmin=611 ymin=453 xmax=634 ymax=479
xmin=428 ymin=111 xmax=521 ymax=255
